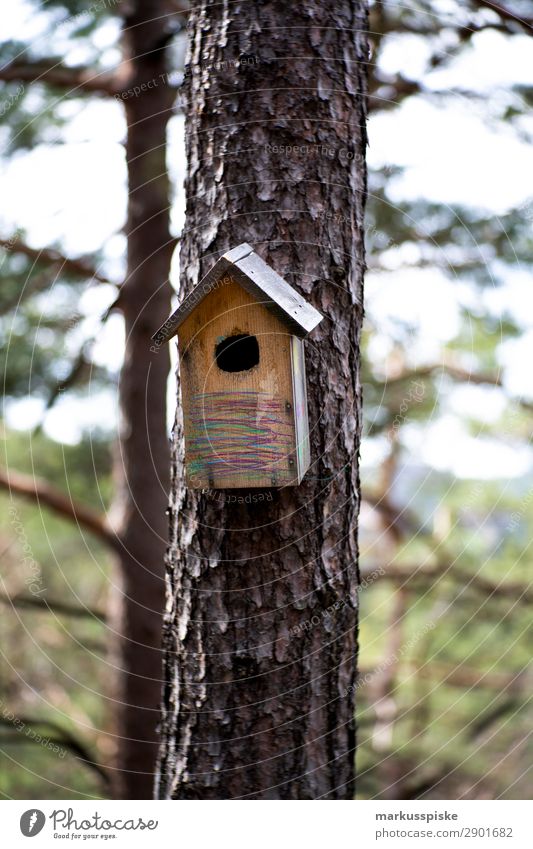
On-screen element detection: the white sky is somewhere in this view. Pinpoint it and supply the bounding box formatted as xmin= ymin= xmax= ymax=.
xmin=1 ymin=3 xmax=532 ymax=480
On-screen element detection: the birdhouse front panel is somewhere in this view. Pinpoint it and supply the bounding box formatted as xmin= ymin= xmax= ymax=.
xmin=178 ymin=279 xmax=302 ymax=489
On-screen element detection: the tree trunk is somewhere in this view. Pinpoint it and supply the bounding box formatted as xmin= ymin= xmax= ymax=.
xmin=110 ymin=0 xmax=175 ymax=799
xmin=157 ymin=0 xmax=368 ymax=800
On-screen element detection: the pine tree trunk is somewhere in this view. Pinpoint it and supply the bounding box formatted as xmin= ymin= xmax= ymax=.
xmin=110 ymin=0 xmax=175 ymax=799
xmin=157 ymin=0 xmax=368 ymax=800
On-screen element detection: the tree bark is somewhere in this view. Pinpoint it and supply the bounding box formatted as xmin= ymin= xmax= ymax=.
xmin=157 ymin=0 xmax=368 ymax=799
xmin=110 ymin=0 xmax=175 ymax=799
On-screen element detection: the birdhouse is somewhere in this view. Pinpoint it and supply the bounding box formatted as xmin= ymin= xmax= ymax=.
xmin=152 ymin=243 xmax=324 ymax=489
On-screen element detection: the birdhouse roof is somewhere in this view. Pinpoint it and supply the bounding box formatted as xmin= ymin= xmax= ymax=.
xmin=152 ymin=243 xmax=324 ymax=345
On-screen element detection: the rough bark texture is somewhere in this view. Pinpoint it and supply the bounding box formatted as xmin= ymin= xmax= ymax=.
xmin=157 ymin=0 xmax=368 ymax=799
xmin=110 ymin=0 xmax=175 ymax=799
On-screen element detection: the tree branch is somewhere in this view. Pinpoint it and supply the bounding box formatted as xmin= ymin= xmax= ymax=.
xmin=363 ymin=491 xmax=421 ymax=539
xmin=368 ymin=73 xmax=423 ymax=112
xmin=0 ymin=466 xmax=118 ymax=551
xmin=0 ymin=238 xmax=115 ymax=286
xmin=360 ymin=561 xmax=533 ymax=605
xmin=0 ymin=715 xmax=110 ymax=787
xmin=0 ymin=60 xmax=120 ymax=96
xmin=41 ymin=345 xmax=92 ymax=415
xmin=374 ymin=360 xmax=533 ymax=413
xmin=473 ymin=0 xmax=533 ymax=32
xmin=358 ymin=659 xmax=526 ymax=693
xmin=426 ymin=661 xmax=527 ymax=694
xmin=0 ymin=591 xmax=106 ymax=622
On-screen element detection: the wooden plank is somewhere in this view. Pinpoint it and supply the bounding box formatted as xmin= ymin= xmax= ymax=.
xmin=152 ymin=244 xmax=324 ymax=344
xmin=231 ymin=248 xmax=323 ymax=338
xmin=178 ymin=279 xmax=299 ymax=489
xmin=290 ymin=335 xmax=311 ymax=482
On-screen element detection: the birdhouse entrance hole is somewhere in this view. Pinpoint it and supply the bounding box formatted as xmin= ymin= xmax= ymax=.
xmin=215 ymin=333 xmax=259 ymax=373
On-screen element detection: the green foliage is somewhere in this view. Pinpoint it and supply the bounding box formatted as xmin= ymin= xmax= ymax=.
xmin=0 ymin=429 xmax=113 ymax=799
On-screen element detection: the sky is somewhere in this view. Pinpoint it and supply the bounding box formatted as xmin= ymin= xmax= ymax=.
xmin=1 ymin=1 xmax=532 ymax=480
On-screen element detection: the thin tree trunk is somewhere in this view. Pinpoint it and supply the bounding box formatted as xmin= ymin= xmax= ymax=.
xmin=157 ymin=0 xmax=368 ymax=800
xmin=110 ymin=0 xmax=175 ymax=799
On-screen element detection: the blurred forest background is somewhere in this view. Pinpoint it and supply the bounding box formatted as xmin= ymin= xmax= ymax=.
xmin=0 ymin=0 xmax=532 ymax=799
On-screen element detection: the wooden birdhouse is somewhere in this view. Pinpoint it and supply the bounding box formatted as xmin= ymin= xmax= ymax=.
xmin=152 ymin=243 xmax=323 ymax=489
